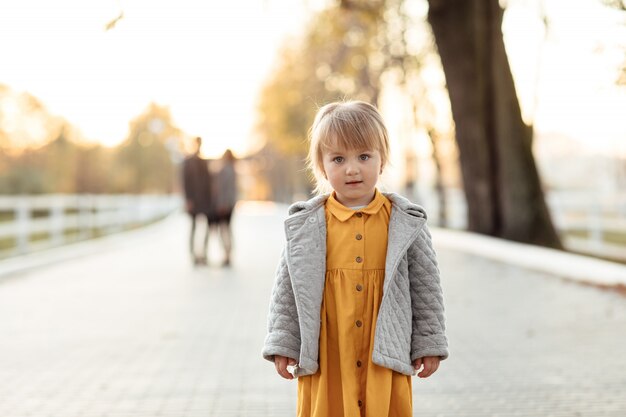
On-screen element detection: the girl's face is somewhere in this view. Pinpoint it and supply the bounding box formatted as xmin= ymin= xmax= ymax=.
xmin=322 ymin=145 xmax=383 ymax=207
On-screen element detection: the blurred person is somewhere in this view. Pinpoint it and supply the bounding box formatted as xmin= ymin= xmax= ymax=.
xmin=182 ymin=137 xmax=214 ymax=266
xmin=213 ymin=149 xmax=238 ymax=267
xmin=262 ymin=101 xmax=449 ymax=417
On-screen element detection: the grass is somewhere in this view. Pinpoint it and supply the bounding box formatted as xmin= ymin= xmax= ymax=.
xmin=0 ymin=237 xmax=15 ymax=251
xmin=0 ymin=209 xmax=49 ymax=223
xmin=566 ymin=230 xmax=626 ymax=246
xmin=0 ymin=212 xmax=14 ymax=222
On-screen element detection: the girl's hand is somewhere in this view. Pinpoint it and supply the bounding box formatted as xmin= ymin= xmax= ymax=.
xmin=274 ymin=355 xmax=297 ymax=380
xmin=413 ymin=356 xmax=440 ymax=378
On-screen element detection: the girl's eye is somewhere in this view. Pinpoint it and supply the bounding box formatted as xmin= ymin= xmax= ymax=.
xmin=359 ymin=154 xmax=370 ymax=161
xmin=333 ymin=156 xmax=344 ymax=163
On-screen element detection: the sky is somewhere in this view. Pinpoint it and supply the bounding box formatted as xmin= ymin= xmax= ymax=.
xmin=0 ymin=0 xmax=625 ymax=158
xmin=503 ymin=0 xmax=626 ymax=157
xmin=0 ymin=0 xmax=323 ymax=157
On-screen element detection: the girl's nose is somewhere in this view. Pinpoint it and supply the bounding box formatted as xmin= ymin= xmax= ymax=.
xmin=345 ymin=162 xmax=359 ymax=175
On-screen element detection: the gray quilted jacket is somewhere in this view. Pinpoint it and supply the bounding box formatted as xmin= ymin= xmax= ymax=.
xmin=262 ymin=192 xmax=448 ymax=377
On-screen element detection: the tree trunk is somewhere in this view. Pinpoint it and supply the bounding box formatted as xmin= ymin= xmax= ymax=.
xmin=427 ymin=0 xmax=562 ymax=248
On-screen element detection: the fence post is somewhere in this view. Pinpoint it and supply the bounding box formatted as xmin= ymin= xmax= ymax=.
xmin=78 ymin=195 xmax=92 ymax=240
xmin=50 ymin=196 xmax=64 ymax=246
xmin=16 ymin=198 xmax=30 ymax=255
xmin=588 ymin=200 xmax=603 ymax=249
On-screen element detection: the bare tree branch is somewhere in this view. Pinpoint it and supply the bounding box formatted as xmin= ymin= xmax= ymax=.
xmin=104 ymin=11 xmax=124 ymax=31
xmin=601 ymin=0 xmax=626 ymax=11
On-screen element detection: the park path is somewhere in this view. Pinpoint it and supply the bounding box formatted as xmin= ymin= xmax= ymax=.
xmin=0 ymin=202 xmax=624 ymax=417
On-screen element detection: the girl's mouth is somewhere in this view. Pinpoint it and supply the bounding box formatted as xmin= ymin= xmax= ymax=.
xmin=346 ymin=181 xmax=362 ymax=185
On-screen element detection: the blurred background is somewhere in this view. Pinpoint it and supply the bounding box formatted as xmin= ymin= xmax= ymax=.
xmin=0 ymin=0 xmax=626 ymax=261
xmin=1 ymin=0 xmax=625 ymax=262
xmin=1 ymin=1 xmax=626 ymax=416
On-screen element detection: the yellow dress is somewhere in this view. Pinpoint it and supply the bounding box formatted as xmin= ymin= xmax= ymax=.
xmin=297 ymin=189 xmax=413 ymax=417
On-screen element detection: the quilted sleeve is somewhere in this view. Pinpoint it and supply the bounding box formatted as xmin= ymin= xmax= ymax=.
xmin=262 ymin=247 xmax=301 ymax=363
xmin=408 ymin=223 xmax=449 ymax=361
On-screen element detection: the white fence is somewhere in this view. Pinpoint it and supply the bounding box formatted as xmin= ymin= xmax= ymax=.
xmin=547 ymin=191 xmax=626 ymax=233
xmin=0 ymin=194 xmax=181 ymax=257
xmin=548 ymin=191 xmax=626 ymax=259
xmin=416 ymin=188 xmax=626 ymax=260
xmin=0 ymin=190 xmax=624 ymax=260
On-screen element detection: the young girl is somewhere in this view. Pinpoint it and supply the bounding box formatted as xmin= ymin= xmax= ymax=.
xmin=262 ymin=101 xmax=449 ymax=417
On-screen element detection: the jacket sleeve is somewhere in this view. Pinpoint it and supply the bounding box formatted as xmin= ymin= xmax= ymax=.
xmin=408 ymin=223 xmax=449 ymax=361
xmin=262 ymin=247 xmax=301 ymax=363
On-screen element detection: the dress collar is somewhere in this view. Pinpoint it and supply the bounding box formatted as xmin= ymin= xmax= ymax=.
xmin=326 ymin=188 xmax=387 ymax=222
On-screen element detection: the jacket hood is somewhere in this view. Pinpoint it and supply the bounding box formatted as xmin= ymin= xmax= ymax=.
xmin=287 ymin=191 xmax=427 ymax=220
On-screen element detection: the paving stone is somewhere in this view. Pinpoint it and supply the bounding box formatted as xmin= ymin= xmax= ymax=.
xmin=0 ymin=205 xmax=624 ymax=416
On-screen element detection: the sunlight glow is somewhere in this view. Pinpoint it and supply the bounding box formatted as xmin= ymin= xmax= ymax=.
xmin=503 ymin=0 xmax=626 ymax=156
xmin=0 ymin=0 xmax=624 ymax=159
xmin=0 ymin=0 xmax=315 ymax=157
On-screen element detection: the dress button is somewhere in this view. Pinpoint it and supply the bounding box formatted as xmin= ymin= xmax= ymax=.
xmin=355 ymin=234 xmax=362 ymax=240
xmin=308 ymin=217 xmax=316 ymax=223
xmin=356 ymin=320 xmax=362 ymax=327
xmin=356 ymin=256 xmax=362 ymax=263
xmin=355 ymin=212 xmax=363 ymax=218
xmin=358 ymin=400 xmax=363 ymax=407
xmin=357 ymin=360 xmax=362 ymax=367
xmin=356 ymin=284 xmax=363 ymax=291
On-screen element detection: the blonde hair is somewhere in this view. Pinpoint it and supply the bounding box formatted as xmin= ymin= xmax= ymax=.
xmin=307 ymin=100 xmax=391 ymax=195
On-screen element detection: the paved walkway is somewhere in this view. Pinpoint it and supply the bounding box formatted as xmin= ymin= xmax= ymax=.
xmin=0 ymin=202 xmax=625 ymax=417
